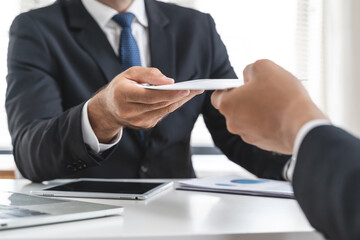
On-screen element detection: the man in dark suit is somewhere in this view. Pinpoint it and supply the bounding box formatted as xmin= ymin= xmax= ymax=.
xmin=6 ymin=0 xmax=289 ymax=182
xmin=212 ymin=59 xmax=360 ymax=240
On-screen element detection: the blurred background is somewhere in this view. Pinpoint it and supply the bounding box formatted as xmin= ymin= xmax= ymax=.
xmin=1 ymin=0 xmax=359 ymax=178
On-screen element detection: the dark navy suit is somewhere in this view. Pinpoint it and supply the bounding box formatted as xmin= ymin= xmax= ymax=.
xmin=293 ymin=125 xmax=360 ymax=240
xmin=6 ymin=0 xmax=289 ymax=182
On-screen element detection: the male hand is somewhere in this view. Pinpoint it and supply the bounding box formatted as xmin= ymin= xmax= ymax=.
xmin=211 ymin=59 xmax=327 ymax=154
xmin=88 ymin=67 xmax=204 ymax=143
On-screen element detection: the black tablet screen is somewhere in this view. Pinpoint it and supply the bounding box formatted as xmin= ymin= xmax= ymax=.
xmin=46 ymin=181 xmax=164 ymax=194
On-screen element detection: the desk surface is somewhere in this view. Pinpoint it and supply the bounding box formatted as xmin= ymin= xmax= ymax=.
xmin=0 ymin=179 xmax=324 ymax=240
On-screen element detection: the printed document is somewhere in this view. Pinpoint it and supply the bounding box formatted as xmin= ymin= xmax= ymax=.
xmin=178 ymin=175 xmax=294 ymax=199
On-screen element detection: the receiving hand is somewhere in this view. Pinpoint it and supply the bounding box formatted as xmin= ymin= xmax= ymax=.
xmin=211 ymin=59 xmax=327 ymax=154
xmin=88 ymin=67 xmax=204 ymax=143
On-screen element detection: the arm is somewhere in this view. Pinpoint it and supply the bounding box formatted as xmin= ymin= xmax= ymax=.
xmin=202 ymin=16 xmax=289 ymax=179
xmin=293 ymin=125 xmax=360 ymax=240
xmin=211 ymin=59 xmax=360 ymax=239
xmin=6 ymin=14 xmax=103 ymax=182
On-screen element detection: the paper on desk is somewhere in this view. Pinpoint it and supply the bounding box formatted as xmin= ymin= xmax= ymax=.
xmin=136 ymin=79 xmax=243 ymax=90
xmin=177 ymin=175 xmax=294 ymax=199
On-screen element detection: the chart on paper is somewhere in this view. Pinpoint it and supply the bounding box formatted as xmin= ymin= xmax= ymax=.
xmin=177 ymin=175 xmax=294 ymax=198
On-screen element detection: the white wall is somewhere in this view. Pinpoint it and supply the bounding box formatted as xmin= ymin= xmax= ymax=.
xmin=323 ymin=0 xmax=360 ymax=137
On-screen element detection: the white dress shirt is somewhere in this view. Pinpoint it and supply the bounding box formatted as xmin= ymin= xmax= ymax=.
xmin=285 ymin=119 xmax=331 ymax=181
xmin=81 ymin=0 xmax=150 ymax=153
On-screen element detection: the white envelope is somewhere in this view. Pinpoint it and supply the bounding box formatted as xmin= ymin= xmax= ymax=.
xmin=136 ymin=79 xmax=243 ymax=90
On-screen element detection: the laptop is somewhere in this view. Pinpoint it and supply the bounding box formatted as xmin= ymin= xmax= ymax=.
xmin=0 ymin=191 xmax=123 ymax=230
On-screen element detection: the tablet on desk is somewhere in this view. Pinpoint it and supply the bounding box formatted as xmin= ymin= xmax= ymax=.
xmin=31 ymin=179 xmax=173 ymax=200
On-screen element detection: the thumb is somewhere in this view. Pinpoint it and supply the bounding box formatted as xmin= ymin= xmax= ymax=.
xmin=124 ymin=66 xmax=174 ymax=85
xmin=211 ymin=90 xmax=225 ymax=110
xmin=243 ymin=63 xmax=255 ymax=84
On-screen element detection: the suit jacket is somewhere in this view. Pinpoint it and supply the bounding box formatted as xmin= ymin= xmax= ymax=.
xmin=293 ymin=125 xmax=360 ymax=240
xmin=6 ymin=0 xmax=289 ymax=182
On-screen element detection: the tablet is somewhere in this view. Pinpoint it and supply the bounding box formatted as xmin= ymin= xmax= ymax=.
xmin=31 ymin=179 xmax=173 ymax=200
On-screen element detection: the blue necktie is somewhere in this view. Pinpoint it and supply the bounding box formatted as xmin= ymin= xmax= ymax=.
xmin=112 ymin=13 xmax=142 ymax=70
xmin=112 ymin=13 xmax=145 ymax=143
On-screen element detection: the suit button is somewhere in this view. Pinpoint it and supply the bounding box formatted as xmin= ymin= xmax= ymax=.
xmin=66 ymin=165 xmax=77 ymax=172
xmin=140 ymin=165 xmax=148 ymax=173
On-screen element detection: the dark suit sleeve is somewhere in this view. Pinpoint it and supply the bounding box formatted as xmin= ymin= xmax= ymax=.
xmin=201 ymin=15 xmax=290 ymax=179
xmin=6 ymin=14 xmax=103 ymax=182
xmin=293 ymin=125 xmax=360 ymax=240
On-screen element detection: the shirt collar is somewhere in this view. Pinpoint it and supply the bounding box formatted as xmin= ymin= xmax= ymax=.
xmin=82 ymin=0 xmax=148 ymax=28
xmin=127 ymin=0 xmax=148 ymax=27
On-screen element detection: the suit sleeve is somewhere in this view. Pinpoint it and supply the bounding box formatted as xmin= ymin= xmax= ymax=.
xmin=293 ymin=125 xmax=360 ymax=240
xmin=6 ymin=14 xmax=103 ymax=182
xmin=200 ymin=14 xmax=290 ymax=179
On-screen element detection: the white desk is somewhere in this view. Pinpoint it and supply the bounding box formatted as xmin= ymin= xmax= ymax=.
xmin=0 ymin=179 xmax=324 ymax=240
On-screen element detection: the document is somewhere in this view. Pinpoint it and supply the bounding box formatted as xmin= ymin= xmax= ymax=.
xmin=136 ymin=79 xmax=243 ymax=90
xmin=177 ymin=175 xmax=294 ymax=199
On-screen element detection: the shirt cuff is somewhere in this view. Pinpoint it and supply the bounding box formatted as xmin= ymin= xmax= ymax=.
xmin=285 ymin=119 xmax=331 ymax=181
xmin=81 ymin=100 xmax=122 ymax=154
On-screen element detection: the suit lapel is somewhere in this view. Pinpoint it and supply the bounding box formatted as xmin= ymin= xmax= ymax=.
xmin=62 ymin=0 xmax=175 ymax=147
xmin=145 ymin=0 xmax=175 ymax=79
xmin=62 ymin=0 xmax=175 ymax=81
xmin=61 ymin=0 xmax=123 ymax=83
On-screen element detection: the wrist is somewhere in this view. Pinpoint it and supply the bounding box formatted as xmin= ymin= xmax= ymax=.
xmin=88 ymin=95 xmax=123 ymax=143
xmin=281 ymin=97 xmax=328 ymax=152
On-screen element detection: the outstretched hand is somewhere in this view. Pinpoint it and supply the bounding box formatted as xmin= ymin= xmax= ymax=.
xmin=211 ymin=59 xmax=327 ymax=154
xmin=88 ymin=67 xmax=204 ymax=143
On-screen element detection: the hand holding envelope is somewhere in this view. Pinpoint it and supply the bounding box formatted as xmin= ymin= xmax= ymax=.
xmin=87 ymin=67 xmax=204 ymax=143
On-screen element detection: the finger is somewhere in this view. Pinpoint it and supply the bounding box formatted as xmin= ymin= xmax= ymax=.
xmin=129 ymin=96 xmax=186 ymax=113
xmin=211 ymin=88 xmax=238 ymax=113
xmin=243 ymin=63 xmax=254 ymax=84
xmin=117 ymin=90 xmax=203 ymax=127
xmin=123 ymin=66 xmax=174 ymax=85
xmin=151 ymin=90 xmax=203 ymax=115
xmin=210 ymin=90 xmax=225 ymax=109
xmin=135 ymin=91 xmax=203 ymax=129
xmin=191 ymin=89 xmax=205 ymax=95
xmin=134 ymin=90 xmax=204 ymax=112
xmin=133 ymin=101 xmax=177 ymax=112
xmin=125 ymin=86 xmax=191 ymax=104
